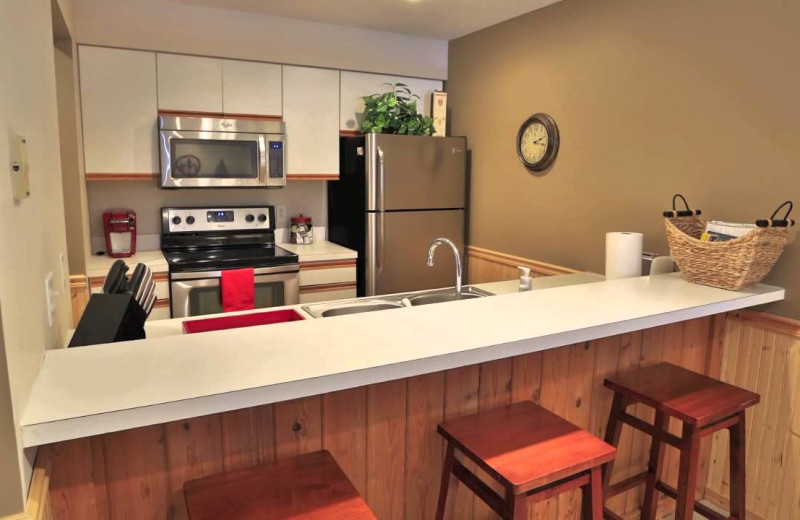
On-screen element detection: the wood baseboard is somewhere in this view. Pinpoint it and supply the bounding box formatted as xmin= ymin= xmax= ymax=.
xmin=85 ymin=173 xmax=159 ymax=181
xmin=286 ymin=174 xmax=339 ymax=181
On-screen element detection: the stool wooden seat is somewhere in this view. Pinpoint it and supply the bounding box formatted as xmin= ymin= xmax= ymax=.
xmin=435 ymin=400 xmax=616 ymax=520
xmin=184 ymin=450 xmax=376 ymax=520
xmin=602 ymin=362 xmax=759 ymax=520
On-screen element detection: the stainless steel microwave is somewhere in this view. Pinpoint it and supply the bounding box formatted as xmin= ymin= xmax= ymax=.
xmin=158 ymin=115 xmax=286 ymax=188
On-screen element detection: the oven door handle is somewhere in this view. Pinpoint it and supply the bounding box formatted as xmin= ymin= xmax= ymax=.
xmin=170 ymin=264 xmax=299 ymax=281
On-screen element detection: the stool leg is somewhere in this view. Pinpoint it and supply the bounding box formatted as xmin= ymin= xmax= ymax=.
xmin=582 ymin=466 xmax=603 ymax=520
xmin=728 ymin=412 xmax=747 ymax=520
xmin=675 ymin=422 xmax=701 ymax=520
xmin=641 ymin=411 xmax=669 ymax=520
xmin=436 ymin=443 xmax=459 ymax=520
xmin=602 ymin=393 xmax=626 ymax=492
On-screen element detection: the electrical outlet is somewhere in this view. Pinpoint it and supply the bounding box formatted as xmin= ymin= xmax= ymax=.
xmin=276 ymin=205 xmax=287 ymax=225
xmin=44 ymin=272 xmax=55 ymax=328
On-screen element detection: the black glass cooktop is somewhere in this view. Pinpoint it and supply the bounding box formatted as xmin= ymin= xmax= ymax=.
xmin=163 ymin=244 xmax=298 ymax=272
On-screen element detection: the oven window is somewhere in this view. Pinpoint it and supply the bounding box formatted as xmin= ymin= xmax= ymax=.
xmin=171 ymin=139 xmax=259 ymax=179
xmin=188 ymin=281 xmax=286 ymax=317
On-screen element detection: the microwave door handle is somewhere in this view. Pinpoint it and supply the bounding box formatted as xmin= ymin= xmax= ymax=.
xmin=377 ymin=146 xmax=385 ymax=273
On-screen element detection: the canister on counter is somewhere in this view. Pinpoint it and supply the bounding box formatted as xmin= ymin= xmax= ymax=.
xmin=290 ymin=214 xmax=313 ymax=244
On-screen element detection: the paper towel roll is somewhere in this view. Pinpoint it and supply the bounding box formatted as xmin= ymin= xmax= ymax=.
xmin=605 ymin=232 xmax=643 ymax=279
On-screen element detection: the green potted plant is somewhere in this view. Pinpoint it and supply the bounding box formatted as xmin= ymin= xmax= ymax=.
xmin=360 ymin=83 xmax=435 ymax=136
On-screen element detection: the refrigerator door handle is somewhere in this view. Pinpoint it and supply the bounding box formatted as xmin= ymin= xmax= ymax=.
xmin=377 ymin=146 xmax=386 ymax=273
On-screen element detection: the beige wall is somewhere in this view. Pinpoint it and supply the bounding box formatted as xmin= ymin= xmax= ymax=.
xmin=449 ymin=0 xmax=800 ymax=318
xmin=73 ymin=0 xmax=448 ymax=79
xmin=0 ymin=0 xmax=73 ymax=513
xmin=54 ymin=38 xmax=91 ymax=274
xmin=86 ymin=181 xmax=328 ymax=248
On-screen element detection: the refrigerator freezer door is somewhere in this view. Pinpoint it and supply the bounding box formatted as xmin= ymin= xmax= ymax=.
xmin=366 ymin=134 xmax=466 ymax=211
xmin=366 ymin=209 xmax=464 ymax=295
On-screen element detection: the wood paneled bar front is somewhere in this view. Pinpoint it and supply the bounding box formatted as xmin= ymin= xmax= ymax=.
xmin=44 ymin=315 xmax=728 ymax=520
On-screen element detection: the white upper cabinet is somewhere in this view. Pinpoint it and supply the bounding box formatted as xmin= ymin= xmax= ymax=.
xmin=222 ymin=60 xmax=282 ymax=116
xmin=339 ymin=71 xmax=443 ymax=132
xmin=157 ymin=53 xmax=222 ymax=113
xmin=79 ymin=46 xmax=158 ymax=175
xmin=283 ymin=66 xmax=340 ymax=177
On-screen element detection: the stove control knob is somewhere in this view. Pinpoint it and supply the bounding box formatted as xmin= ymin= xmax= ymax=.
xmin=258 ymin=214 xmax=267 ymax=223
xmin=245 ymin=214 xmax=255 ymax=223
xmin=172 ymin=216 xmax=182 ymax=225
xmin=186 ymin=216 xmax=195 ymax=225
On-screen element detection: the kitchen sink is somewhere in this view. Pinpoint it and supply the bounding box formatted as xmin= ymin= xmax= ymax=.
xmin=302 ymin=286 xmax=493 ymax=318
xmin=320 ymin=301 xmax=404 ymax=317
xmin=407 ymin=287 xmax=492 ymax=306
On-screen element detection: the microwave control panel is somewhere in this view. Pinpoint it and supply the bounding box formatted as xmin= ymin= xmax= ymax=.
xmin=268 ymin=141 xmax=284 ymax=179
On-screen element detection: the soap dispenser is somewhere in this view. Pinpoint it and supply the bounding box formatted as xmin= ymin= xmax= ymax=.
xmin=518 ymin=266 xmax=532 ymax=292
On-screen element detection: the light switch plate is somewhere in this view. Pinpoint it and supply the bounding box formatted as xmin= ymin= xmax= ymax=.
xmin=59 ymin=252 xmax=69 ymax=293
xmin=44 ymin=271 xmax=55 ymax=328
xmin=276 ymin=205 xmax=287 ymax=225
xmin=10 ymin=135 xmax=30 ymax=201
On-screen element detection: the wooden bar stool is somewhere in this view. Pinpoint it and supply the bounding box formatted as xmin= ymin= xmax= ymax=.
xmin=184 ymin=450 xmax=376 ymax=520
xmin=435 ymin=400 xmax=616 ymax=520
xmin=602 ymin=362 xmax=759 ymax=520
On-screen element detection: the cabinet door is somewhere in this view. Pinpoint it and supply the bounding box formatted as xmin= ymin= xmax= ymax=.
xmin=222 ymin=60 xmax=282 ymax=116
xmin=157 ymin=53 xmax=222 ymax=113
xmin=339 ymin=71 xmax=443 ymax=132
xmin=283 ymin=66 xmax=340 ymax=177
xmin=79 ymin=46 xmax=158 ymax=175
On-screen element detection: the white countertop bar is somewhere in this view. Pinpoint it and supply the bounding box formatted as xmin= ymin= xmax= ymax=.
xmin=21 ymin=274 xmax=783 ymax=447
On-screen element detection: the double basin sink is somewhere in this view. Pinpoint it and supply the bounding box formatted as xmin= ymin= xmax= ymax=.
xmin=302 ymin=286 xmax=493 ymax=318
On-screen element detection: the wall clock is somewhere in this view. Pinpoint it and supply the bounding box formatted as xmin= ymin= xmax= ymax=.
xmin=516 ymin=113 xmax=559 ymax=171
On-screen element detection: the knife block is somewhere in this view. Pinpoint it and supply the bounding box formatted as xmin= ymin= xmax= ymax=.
xmin=69 ymin=293 xmax=147 ymax=347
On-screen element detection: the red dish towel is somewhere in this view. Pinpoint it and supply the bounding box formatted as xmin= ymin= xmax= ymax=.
xmin=221 ymin=268 xmax=255 ymax=312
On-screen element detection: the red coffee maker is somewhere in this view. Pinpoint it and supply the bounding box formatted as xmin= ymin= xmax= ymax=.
xmin=103 ymin=209 xmax=137 ymax=258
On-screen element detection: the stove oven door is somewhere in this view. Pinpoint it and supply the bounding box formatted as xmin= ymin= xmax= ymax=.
xmin=169 ymin=265 xmax=299 ymax=319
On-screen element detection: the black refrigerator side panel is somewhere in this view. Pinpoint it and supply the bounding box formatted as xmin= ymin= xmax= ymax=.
xmin=328 ymin=136 xmax=368 ymax=295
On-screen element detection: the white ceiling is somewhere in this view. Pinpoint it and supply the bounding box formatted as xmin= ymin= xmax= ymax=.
xmin=170 ymin=0 xmax=561 ymax=40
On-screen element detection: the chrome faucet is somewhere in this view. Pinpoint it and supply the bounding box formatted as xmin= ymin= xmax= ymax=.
xmin=426 ymin=238 xmax=462 ymax=297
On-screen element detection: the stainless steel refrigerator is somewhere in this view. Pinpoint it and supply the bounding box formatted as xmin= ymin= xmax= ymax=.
xmin=329 ymin=133 xmax=467 ymax=296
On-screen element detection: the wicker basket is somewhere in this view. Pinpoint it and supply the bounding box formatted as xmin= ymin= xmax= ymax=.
xmin=664 ymin=196 xmax=794 ymax=290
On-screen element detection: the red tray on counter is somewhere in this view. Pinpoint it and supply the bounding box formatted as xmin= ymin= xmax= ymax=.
xmin=182 ymin=309 xmax=305 ymax=334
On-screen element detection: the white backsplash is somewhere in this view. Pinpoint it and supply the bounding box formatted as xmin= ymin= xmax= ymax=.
xmin=87 ymin=180 xmax=327 ymax=254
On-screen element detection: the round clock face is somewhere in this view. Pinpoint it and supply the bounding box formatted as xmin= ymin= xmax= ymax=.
xmin=520 ymin=122 xmax=548 ymax=164
xmin=516 ymin=113 xmax=559 ymax=171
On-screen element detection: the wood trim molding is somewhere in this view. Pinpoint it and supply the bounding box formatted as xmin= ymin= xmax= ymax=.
xmin=158 ymin=110 xmax=282 ymax=121
xmin=339 ymin=130 xmax=361 ymax=137
xmin=153 ymin=299 xmax=171 ymax=309
xmin=299 ymin=281 xmax=357 ymax=294
xmin=300 ymin=259 xmax=357 ymax=270
xmin=85 ymin=173 xmax=159 ymax=181
xmin=286 ymin=174 xmax=339 ymax=181
xmin=466 ymin=245 xmax=579 ymax=276
xmin=728 ymin=309 xmax=800 ymax=338
xmin=69 ymin=274 xmax=88 ymax=288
